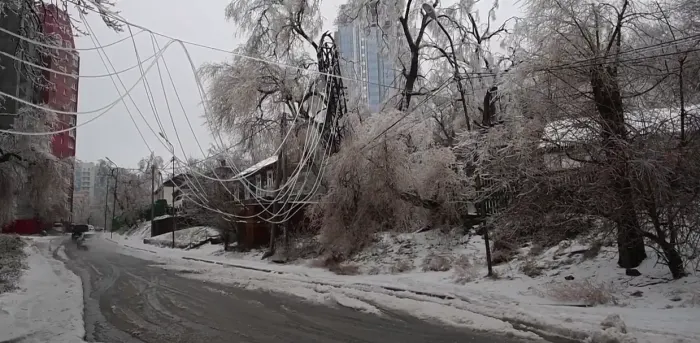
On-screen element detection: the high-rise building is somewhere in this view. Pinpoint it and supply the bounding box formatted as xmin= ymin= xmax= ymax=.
xmin=335 ymin=3 xmax=398 ymax=112
xmin=0 ymin=0 xmax=43 ymax=128
xmin=39 ymin=4 xmax=79 ymax=220
xmin=74 ymin=160 xmax=98 ymax=202
xmin=39 ymin=4 xmax=79 ymax=159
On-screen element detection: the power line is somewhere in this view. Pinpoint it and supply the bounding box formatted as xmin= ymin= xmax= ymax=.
xmin=0 ymin=40 xmax=176 ymax=136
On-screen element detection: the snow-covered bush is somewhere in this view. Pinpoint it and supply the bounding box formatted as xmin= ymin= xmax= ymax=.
xmin=0 ymin=235 xmax=26 ymax=294
xmin=452 ymin=254 xmax=478 ymax=284
xmin=545 ymin=280 xmax=618 ymax=306
xmin=421 ymin=253 xmax=452 ymax=272
xmin=309 ymin=110 xmax=466 ymax=260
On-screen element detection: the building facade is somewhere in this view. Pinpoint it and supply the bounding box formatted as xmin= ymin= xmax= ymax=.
xmin=335 ymin=3 xmax=398 ymax=112
xmin=39 ymin=4 xmax=79 ymax=159
xmin=0 ymin=0 xmax=43 ymax=128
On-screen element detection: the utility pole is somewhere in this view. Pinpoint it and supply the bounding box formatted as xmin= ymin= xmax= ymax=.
xmin=111 ymin=168 xmax=119 ymax=239
xmin=281 ymin=117 xmax=288 ymax=250
xmin=171 ymin=156 xmax=176 ymax=248
xmin=269 ymin=113 xmax=288 ymax=256
xmin=150 ymin=163 xmax=156 ymax=237
xmin=104 ymin=180 xmax=110 ymax=233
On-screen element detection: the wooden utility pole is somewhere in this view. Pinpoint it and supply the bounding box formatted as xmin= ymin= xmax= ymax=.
xmin=269 ymin=113 xmax=287 ymax=255
xmin=171 ymin=156 xmax=176 ymax=248
xmin=104 ymin=179 xmax=110 ymax=233
xmin=110 ymin=168 xmax=119 ymax=238
xmin=150 ymin=163 xmax=156 ymax=236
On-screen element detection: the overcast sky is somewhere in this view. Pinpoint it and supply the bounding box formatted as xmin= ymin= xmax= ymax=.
xmin=74 ymin=0 xmax=518 ymax=169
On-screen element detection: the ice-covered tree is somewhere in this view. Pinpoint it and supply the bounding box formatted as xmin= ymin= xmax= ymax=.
xmin=0 ymin=108 xmax=71 ymax=225
xmin=478 ymin=0 xmax=700 ymax=278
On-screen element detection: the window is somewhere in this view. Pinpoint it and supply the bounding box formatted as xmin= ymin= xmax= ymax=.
xmin=244 ymin=187 xmax=250 ymax=200
xmin=233 ymin=184 xmax=240 ymax=201
xmin=255 ymin=174 xmax=262 ymax=197
xmin=266 ymin=170 xmax=274 ymax=191
xmin=70 ymin=94 xmax=76 ymax=102
xmin=69 ymin=129 xmax=75 ymax=138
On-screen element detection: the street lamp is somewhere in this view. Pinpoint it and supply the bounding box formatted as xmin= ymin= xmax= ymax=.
xmin=159 ymin=132 xmax=177 ymax=248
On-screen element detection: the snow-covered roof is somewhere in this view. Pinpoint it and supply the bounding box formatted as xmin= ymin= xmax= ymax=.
xmin=162 ymin=173 xmax=192 ymax=187
xmin=233 ymin=155 xmax=278 ymax=179
xmin=541 ymin=105 xmax=699 ymax=149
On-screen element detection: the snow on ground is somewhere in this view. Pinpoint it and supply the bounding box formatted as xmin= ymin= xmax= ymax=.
xmin=107 ymin=228 xmax=700 ymax=343
xmin=112 ymin=222 xmax=220 ymax=250
xmin=0 ymin=236 xmax=86 ymax=343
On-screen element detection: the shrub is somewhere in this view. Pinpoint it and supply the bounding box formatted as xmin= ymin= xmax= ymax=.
xmin=391 ymin=259 xmax=414 ymax=274
xmin=421 ymin=253 xmax=452 ymax=272
xmin=308 ymin=111 xmax=466 ymax=260
xmin=0 ymin=235 xmax=27 ymax=294
xmin=520 ymin=258 xmax=544 ymax=278
xmin=546 ymin=280 xmax=617 ymax=306
xmin=452 ymin=254 xmax=478 ymax=284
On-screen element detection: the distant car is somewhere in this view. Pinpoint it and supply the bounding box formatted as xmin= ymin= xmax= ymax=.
xmin=71 ymin=224 xmax=89 ymax=240
xmin=88 ymin=224 xmax=95 ymax=231
xmin=52 ymin=222 xmax=64 ymax=232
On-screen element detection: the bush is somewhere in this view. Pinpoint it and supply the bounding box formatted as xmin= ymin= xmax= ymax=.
xmin=546 ymin=280 xmax=617 ymax=306
xmin=310 ymin=255 xmax=361 ymax=275
xmin=0 ymin=235 xmax=27 ymax=294
xmin=452 ymin=254 xmax=478 ymax=284
xmin=308 ymin=111 xmax=466 ymax=260
xmin=391 ymin=259 xmax=414 ymax=274
xmin=520 ymin=258 xmax=544 ymax=278
xmin=421 ymin=253 xmax=452 ymax=272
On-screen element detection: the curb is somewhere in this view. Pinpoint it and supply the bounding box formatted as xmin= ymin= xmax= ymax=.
xmin=124 ymin=244 xmax=157 ymax=254
xmin=181 ymin=256 xmax=282 ymax=274
xmin=178 ymin=256 xmax=456 ymax=301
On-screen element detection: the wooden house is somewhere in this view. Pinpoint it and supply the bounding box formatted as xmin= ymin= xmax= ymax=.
xmin=221 ymin=155 xmax=320 ymax=250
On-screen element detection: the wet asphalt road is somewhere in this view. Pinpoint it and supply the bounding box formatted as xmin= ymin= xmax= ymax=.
xmin=60 ymin=236 xmax=543 ymax=343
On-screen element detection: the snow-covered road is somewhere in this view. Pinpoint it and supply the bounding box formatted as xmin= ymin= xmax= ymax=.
xmin=61 ymin=235 xmax=547 ymax=343
xmin=106 ymin=231 xmax=700 ymax=343
xmin=0 ymin=237 xmax=85 ymax=343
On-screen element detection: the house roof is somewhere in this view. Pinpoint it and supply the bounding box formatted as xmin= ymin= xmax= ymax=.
xmin=541 ymin=105 xmax=699 ymax=149
xmin=162 ymin=173 xmax=192 ymax=187
xmin=233 ymin=155 xmax=278 ymax=179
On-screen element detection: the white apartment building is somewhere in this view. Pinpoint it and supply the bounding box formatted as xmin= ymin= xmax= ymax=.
xmin=73 ymin=160 xmax=98 ymax=203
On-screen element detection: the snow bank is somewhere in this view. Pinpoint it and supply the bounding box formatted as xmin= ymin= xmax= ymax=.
xmin=0 ymin=237 xmax=85 ymax=343
xmin=143 ymin=226 xmax=220 ymax=249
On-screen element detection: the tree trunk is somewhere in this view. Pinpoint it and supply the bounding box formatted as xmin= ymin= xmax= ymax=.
xmin=591 ymin=65 xmax=647 ymax=268
xmin=615 ymin=198 xmax=646 ymax=268
xmin=660 ymin=241 xmax=686 ymax=279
